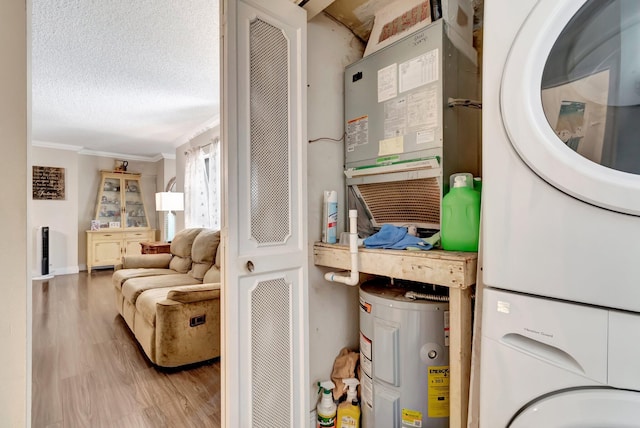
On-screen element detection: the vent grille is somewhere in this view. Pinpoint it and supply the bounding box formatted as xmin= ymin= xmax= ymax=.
xmin=355 ymin=177 xmax=441 ymax=227
xmin=251 ymin=278 xmax=292 ymax=428
xmin=249 ymin=18 xmax=291 ymax=245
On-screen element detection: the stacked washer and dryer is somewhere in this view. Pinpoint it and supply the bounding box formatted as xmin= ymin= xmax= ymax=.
xmin=480 ymin=0 xmax=640 ymax=426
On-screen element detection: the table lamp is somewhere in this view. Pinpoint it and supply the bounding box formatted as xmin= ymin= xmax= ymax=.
xmin=155 ymin=192 xmax=184 ymax=242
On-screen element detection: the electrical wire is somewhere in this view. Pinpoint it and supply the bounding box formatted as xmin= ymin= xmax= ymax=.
xmin=308 ymin=132 xmax=346 ymax=143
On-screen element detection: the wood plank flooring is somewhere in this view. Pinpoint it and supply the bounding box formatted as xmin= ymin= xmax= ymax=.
xmin=32 ymin=270 xmax=221 ymax=428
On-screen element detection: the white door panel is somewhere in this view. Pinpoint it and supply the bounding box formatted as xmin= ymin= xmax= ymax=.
xmin=222 ymin=0 xmax=308 ymax=426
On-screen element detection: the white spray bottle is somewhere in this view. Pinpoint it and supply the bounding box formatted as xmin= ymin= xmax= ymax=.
xmin=317 ymin=380 xmax=337 ymax=428
xmin=336 ymin=378 xmax=360 ymax=428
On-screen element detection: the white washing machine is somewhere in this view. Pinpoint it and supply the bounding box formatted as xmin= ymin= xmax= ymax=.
xmin=482 ymin=0 xmax=640 ymax=311
xmin=480 ymin=288 xmax=640 ymax=427
xmin=481 ymin=0 xmax=640 ymax=425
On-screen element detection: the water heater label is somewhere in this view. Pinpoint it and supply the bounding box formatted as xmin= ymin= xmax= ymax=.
xmin=359 ymin=297 xmax=372 ymax=313
xmin=359 ymin=332 xmax=372 ymax=359
xmin=360 ymin=351 xmax=372 ymax=377
xmin=427 ymin=366 xmax=450 ymax=418
xmin=401 ymin=408 xmax=423 ymax=427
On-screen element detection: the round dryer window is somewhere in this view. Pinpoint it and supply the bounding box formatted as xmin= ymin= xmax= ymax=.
xmin=510 ymin=388 xmax=640 ymax=427
xmin=501 ymin=0 xmax=640 ymax=215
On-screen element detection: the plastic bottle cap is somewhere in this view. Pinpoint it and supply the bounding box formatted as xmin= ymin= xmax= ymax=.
xmin=454 ymin=175 xmax=467 ymax=187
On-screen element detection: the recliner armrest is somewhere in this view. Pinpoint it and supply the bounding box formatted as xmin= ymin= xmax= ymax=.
xmin=164 ymin=283 xmax=221 ymax=304
xmin=122 ymin=253 xmax=172 ymax=269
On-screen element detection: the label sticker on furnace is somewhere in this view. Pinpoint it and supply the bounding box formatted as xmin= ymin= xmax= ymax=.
xmin=346 ymin=115 xmax=369 ymax=152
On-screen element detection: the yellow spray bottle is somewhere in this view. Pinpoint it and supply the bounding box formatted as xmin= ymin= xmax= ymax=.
xmin=337 ymin=378 xmax=360 ymax=428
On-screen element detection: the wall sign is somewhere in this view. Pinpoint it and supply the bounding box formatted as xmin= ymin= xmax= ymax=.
xmin=33 ymin=166 xmax=65 ymax=200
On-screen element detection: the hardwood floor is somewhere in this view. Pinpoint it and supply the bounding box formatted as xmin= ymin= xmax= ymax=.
xmin=32 ymin=270 xmax=222 ymax=428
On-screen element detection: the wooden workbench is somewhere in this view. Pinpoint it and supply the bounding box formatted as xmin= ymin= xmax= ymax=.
xmin=313 ymin=242 xmax=477 ymax=428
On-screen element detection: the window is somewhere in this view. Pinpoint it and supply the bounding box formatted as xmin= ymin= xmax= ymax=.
xmin=184 ymin=140 xmax=221 ymax=229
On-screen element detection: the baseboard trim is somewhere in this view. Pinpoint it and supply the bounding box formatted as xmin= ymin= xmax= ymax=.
xmin=54 ymin=266 xmax=80 ymax=275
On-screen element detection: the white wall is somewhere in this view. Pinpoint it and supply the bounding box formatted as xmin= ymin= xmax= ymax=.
xmin=0 ymin=1 xmax=28 ymax=425
xmin=32 ymin=148 xmax=80 ymax=275
xmin=306 ymin=13 xmax=365 ymax=410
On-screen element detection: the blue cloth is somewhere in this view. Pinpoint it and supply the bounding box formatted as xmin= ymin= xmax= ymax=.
xmin=363 ymin=224 xmax=432 ymax=250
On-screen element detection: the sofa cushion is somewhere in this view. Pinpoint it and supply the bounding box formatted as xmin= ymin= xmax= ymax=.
xmin=169 ymin=228 xmax=203 ymax=273
xmin=112 ymin=268 xmax=176 ymax=290
xmin=122 ymin=253 xmax=172 ymax=269
xmin=203 ymin=266 xmax=221 ymax=284
xmin=189 ymin=229 xmax=221 ymax=280
xmin=167 ymin=283 xmax=221 ymax=304
xmin=121 ymin=274 xmax=202 ymax=306
xmin=136 ymin=287 xmax=172 ymax=326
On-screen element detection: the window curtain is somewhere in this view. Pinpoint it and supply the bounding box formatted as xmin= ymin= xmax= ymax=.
xmin=184 ymin=140 xmax=221 ymax=229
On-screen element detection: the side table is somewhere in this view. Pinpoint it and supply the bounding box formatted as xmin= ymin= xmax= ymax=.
xmin=140 ymin=241 xmax=171 ymax=255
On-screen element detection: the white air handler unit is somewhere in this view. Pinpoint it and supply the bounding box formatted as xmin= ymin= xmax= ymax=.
xmin=359 ymin=280 xmax=449 ymax=428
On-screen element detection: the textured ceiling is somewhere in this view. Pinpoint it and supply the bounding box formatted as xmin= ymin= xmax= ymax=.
xmin=31 ymin=0 xmax=220 ymax=159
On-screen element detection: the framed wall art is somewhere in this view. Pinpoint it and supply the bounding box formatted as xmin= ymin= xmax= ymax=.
xmin=33 ymin=166 xmax=65 ymax=200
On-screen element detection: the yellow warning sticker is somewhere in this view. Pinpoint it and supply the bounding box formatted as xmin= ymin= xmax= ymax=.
xmin=427 ymin=365 xmax=450 ymax=418
xmin=401 ymin=408 xmax=423 ymax=427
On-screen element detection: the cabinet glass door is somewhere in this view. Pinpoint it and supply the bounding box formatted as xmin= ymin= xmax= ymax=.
xmin=124 ymin=179 xmax=148 ymax=228
xmin=98 ymin=177 xmax=122 ymax=227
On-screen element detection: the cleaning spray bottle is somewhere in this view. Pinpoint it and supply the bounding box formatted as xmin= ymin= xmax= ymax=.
xmin=336 ymin=378 xmax=360 ymax=428
xmin=317 ymin=380 xmax=337 ymax=428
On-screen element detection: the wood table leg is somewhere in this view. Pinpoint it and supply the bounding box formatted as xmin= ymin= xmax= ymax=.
xmin=449 ymin=286 xmax=473 ymax=428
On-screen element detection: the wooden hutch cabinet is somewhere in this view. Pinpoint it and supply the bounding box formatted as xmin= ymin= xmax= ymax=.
xmin=86 ymin=171 xmax=155 ymax=273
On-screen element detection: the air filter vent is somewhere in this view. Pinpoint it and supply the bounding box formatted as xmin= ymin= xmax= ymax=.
xmin=354 ymin=177 xmax=441 ymax=229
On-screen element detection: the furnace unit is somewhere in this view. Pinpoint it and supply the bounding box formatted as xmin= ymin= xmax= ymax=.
xmin=344 ymin=20 xmax=480 ymax=234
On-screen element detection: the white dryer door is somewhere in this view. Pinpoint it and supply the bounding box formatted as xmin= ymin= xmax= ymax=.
xmin=510 ymin=389 xmax=640 ymax=427
xmin=501 ymin=0 xmax=640 ymax=215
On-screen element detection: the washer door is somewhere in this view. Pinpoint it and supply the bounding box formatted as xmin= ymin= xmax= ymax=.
xmin=510 ymin=389 xmax=640 ymax=427
xmin=502 ymin=0 xmax=640 ymax=215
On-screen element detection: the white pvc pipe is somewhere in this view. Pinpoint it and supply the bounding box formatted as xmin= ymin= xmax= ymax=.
xmin=324 ymin=209 xmax=359 ymax=286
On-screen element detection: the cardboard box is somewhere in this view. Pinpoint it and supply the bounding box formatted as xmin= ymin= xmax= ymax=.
xmin=364 ymin=0 xmax=474 ymax=58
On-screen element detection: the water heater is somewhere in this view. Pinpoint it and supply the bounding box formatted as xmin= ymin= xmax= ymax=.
xmin=359 ymin=279 xmax=449 ymax=428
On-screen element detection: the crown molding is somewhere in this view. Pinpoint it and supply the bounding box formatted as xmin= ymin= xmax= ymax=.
xmin=77 ymin=148 xmax=158 ymax=162
xmin=172 ymin=115 xmax=220 ymax=148
xmin=32 ymin=140 xmax=173 ymax=162
xmin=32 ymin=140 xmax=84 ymax=152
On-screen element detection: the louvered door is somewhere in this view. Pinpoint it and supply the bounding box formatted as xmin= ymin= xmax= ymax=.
xmin=222 ymin=0 xmax=308 ymax=426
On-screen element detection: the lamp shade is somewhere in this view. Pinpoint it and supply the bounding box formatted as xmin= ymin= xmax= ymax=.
xmin=155 ymin=192 xmax=184 ymax=211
